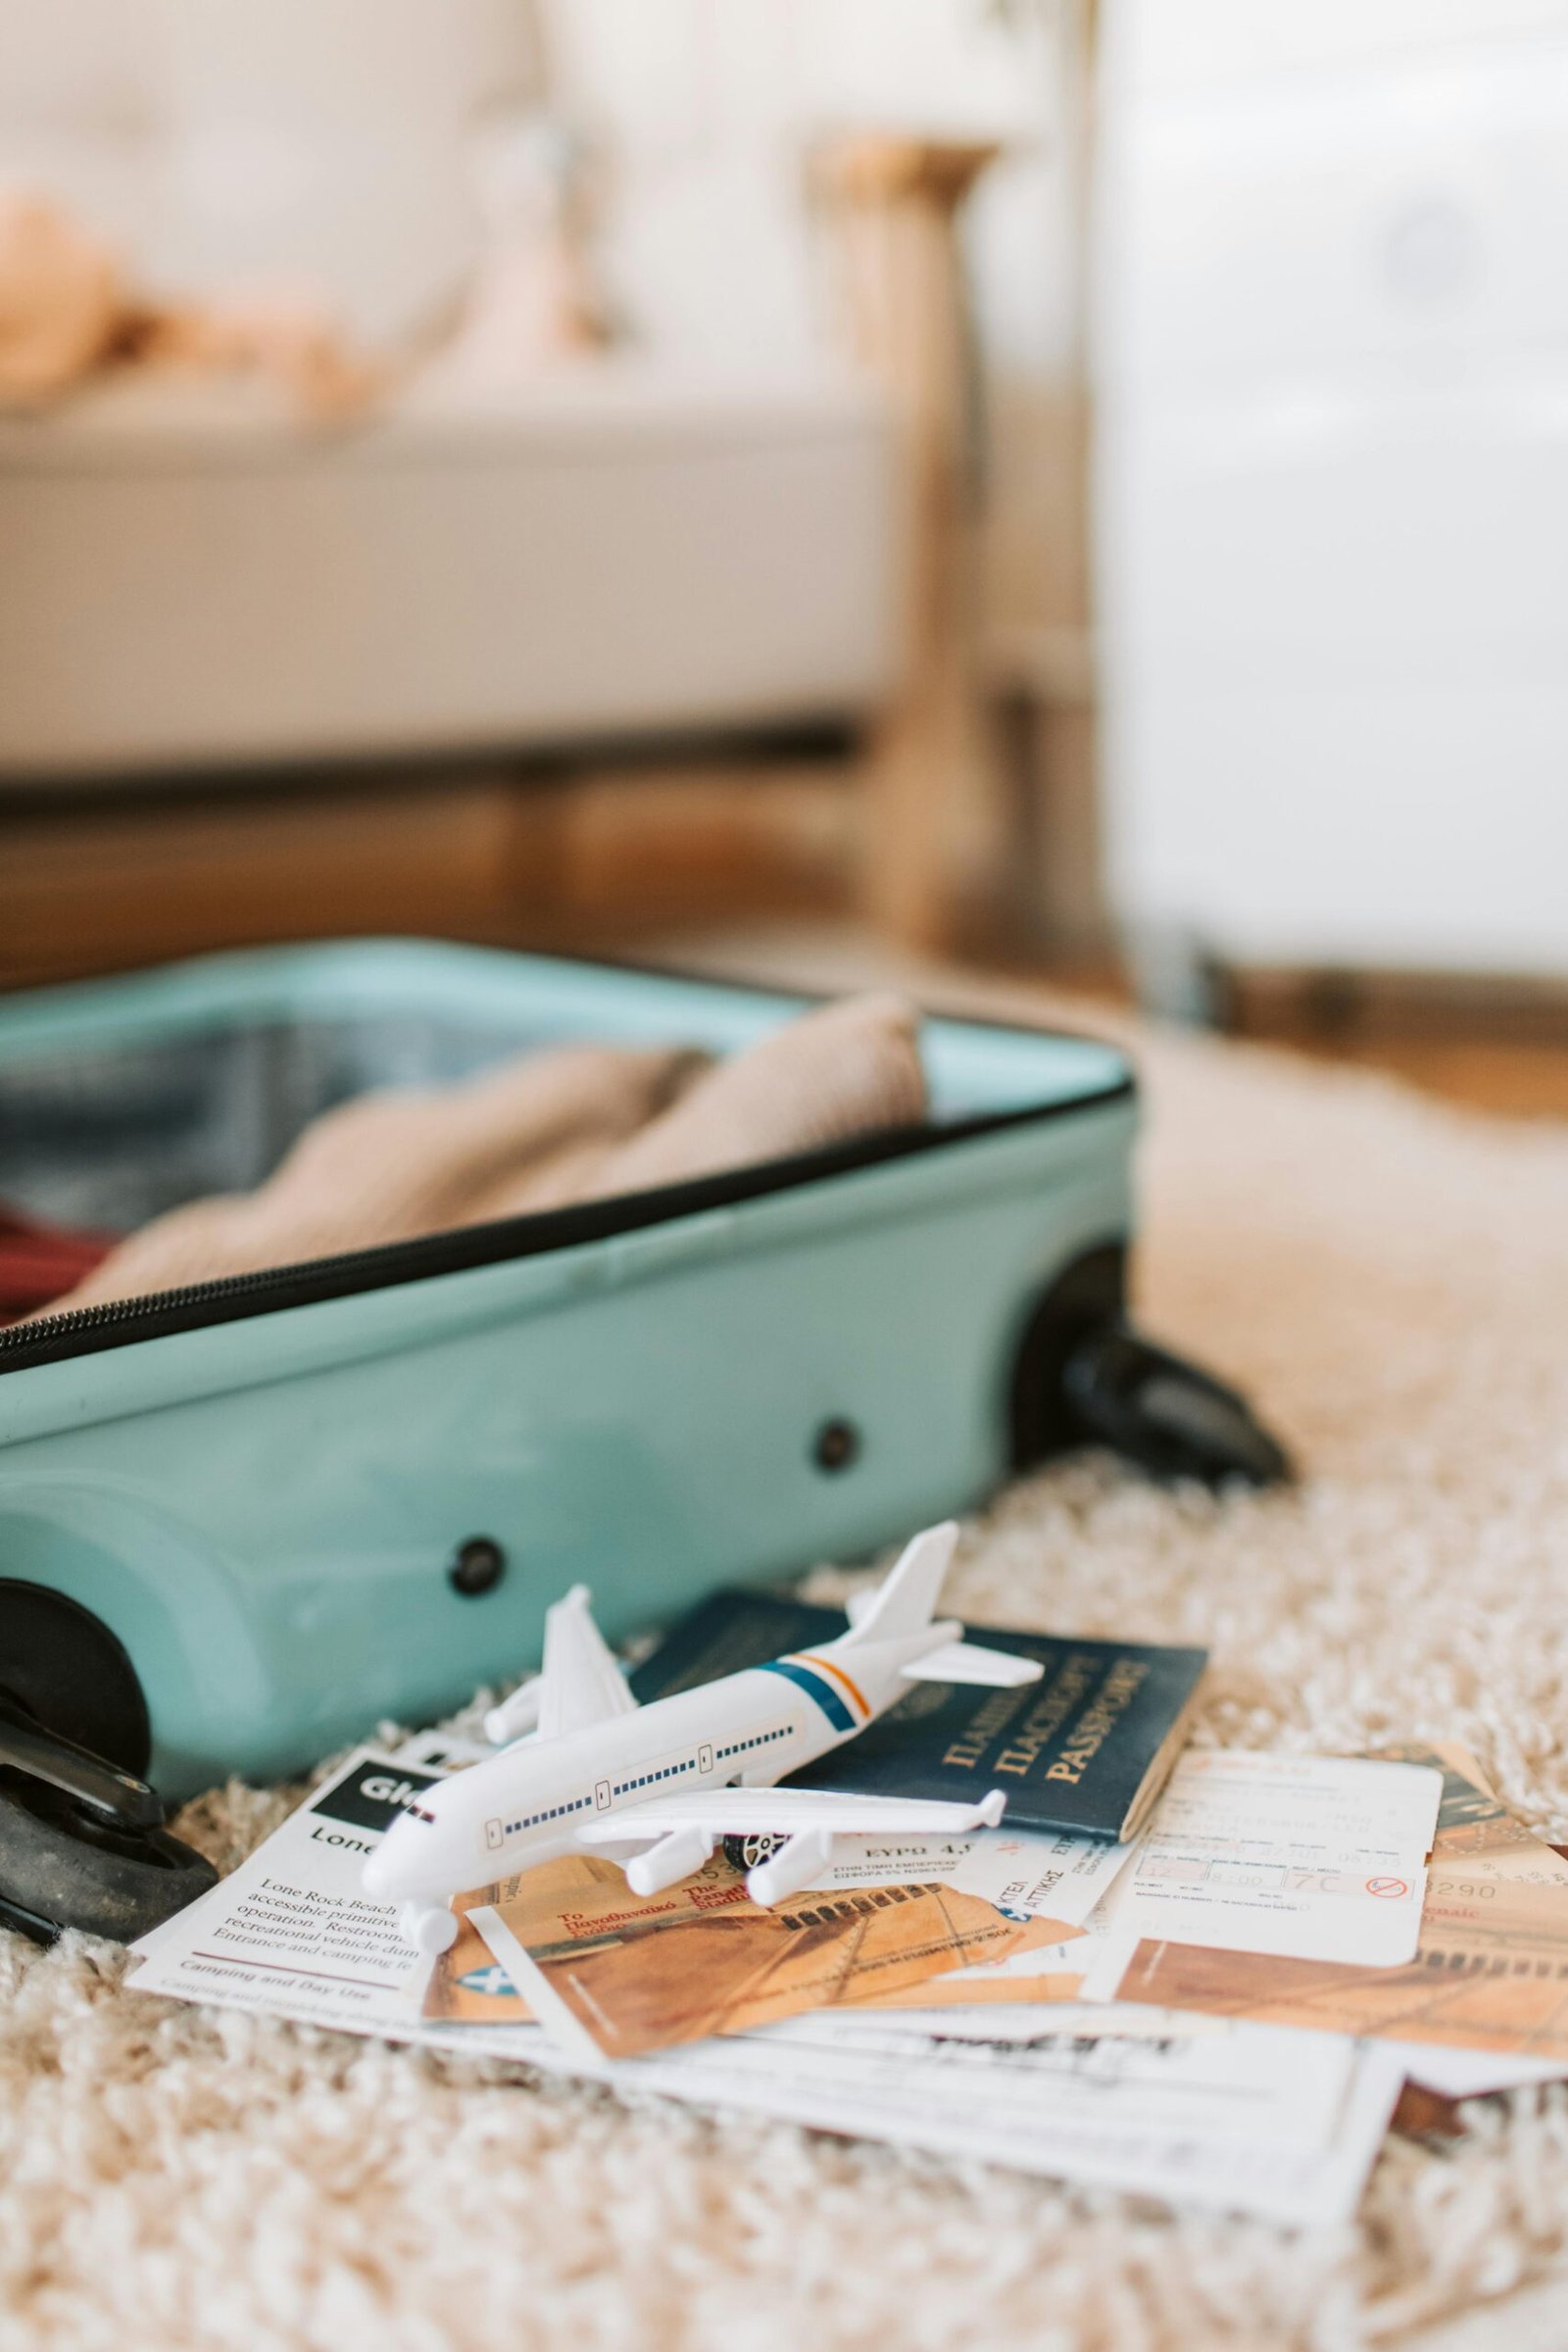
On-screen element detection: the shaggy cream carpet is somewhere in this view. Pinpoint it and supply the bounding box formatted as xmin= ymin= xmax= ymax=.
xmin=4 ymin=980 xmax=1568 ymax=2352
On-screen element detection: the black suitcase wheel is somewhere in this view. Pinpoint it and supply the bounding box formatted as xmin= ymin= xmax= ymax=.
xmin=0 ymin=1776 xmax=217 ymax=1945
xmin=1008 ymin=1245 xmax=1292 ymax=1488
xmin=1060 ymin=1323 xmax=1291 ymax=1488
xmin=0 ymin=1581 xmax=151 ymax=1776
xmin=0 ymin=1584 xmax=216 ymax=1944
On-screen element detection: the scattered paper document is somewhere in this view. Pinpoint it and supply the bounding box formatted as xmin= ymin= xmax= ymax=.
xmin=793 ymin=1996 xmax=1223 ymax=2045
xmin=1082 ymin=1750 xmax=1440 ymax=1975
xmin=127 ymin=1741 xmax=1403 ymax=2226
xmin=852 ymin=1936 xmax=1092 ymax=2010
xmin=1082 ymin=1745 xmax=1568 ymax=2071
xmin=943 ymin=1829 xmax=1135 ymax=1924
xmin=758 ymin=2008 xmax=1352 ymax=2147
xmin=469 ymin=1851 xmax=1057 ymax=2061
xmin=855 ymin=1863 xmax=1146 ymax=2011
xmin=626 ymin=2016 xmax=1404 ymax=2231
xmin=1398 ymin=2046 xmax=1568 ymax=2099
xmin=803 ymin=1825 xmax=1134 ymax=1927
xmin=422 ymin=1896 xmax=536 ymax=2025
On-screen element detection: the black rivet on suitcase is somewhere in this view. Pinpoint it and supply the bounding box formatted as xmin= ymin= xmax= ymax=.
xmin=811 ymin=1418 xmax=860 ymax=1473
xmin=448 ymin=1537 xmax=507 ymax=1596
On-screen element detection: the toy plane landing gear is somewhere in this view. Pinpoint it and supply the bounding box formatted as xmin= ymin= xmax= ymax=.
xmin=399 ymin=1900 xmax=460 ymax=1956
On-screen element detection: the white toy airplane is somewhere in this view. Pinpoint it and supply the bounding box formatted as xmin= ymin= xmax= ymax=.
xmin=365 ymin=1521 xmax=1042 ymax=1953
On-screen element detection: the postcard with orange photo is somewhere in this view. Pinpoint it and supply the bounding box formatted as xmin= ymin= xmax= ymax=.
xmin=1084 ymin=1745 xmax=1568 ymax=2073
xmin=470 ymin=1851 xmax=1065 ymax=2061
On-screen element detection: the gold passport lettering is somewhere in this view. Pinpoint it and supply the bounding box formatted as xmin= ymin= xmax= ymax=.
xmin=941 ymin=1681 xmax=1033 ymax=1771
xmin=996 ymin=1655 xmax=1149 ymax=1783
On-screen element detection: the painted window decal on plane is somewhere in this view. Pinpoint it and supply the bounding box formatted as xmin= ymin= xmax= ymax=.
xmin=501 ymin=1728 xmax=795 ymax=1835
xmin=503 ymin=1790 xmax=599 ymax=1834
xmin=718 ymin=1725 xmax=790 ymax=1761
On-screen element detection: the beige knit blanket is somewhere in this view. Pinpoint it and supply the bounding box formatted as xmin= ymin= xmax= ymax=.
xmin=47 ymin=991 xmax=925 ymax=1315
xmin=4 ymin=989 xmax=1568 ymax=2352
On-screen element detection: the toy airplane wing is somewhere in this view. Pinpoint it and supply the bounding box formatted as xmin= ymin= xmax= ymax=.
xmin=535 ymin=1584 xmax=640 ymax=1741
xmin=576 ymin=1785 xmax=1005 ymax=1843
xmin=576 ymin=1784 xmax=1008 ymax=1906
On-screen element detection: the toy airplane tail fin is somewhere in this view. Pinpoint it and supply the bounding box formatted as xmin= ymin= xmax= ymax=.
xmin=842 ymin=1521 xmax=959 ymax=1647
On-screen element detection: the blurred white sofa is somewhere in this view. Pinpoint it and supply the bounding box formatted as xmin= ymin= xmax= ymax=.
xmin=0 ymin=0 xmax=896 ymax=782
xmin=0 ymin=362 xmax=893 ymax=779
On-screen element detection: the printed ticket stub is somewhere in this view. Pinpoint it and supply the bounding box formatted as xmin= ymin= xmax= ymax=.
xmin=857 ymin=1893 xmax=1132 ymax=2012
xmin=1085 ymin=1744 xmax=1568 ymax=2092
xmin=422 ymin=1893 xmax=537 ymax=2025
xmin=803 ymin=1825 xmax=1134 ymax=1927
xmin=1082 ymin=1751 xmax=1442 ymax=1974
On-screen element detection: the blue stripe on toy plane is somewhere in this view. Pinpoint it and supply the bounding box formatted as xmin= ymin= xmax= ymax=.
xmin=759 ymin=1657 xmax=856 ymax=1734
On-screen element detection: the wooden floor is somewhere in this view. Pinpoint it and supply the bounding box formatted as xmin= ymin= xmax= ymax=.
xmin=3 ymin=773 xmax=1562 ymax=1123
xmin=966 ymin=951 xmax=1568 ymax=1122
xmin=655 ymin=923 xmax=1568 ymax=1126
xmin=1237 ymin=1034 xmax=1568 ymax=1122
xmin=1216 ymin=969 xmax=1568 ymax=1121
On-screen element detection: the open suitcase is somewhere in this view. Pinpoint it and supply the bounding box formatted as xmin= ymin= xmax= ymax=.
xmin=0 ymin=940 xmax=1283 ymax=1936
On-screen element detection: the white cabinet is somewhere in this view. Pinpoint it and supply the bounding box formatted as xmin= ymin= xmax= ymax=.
xmin=1094 ymin=0 xmax=1568 ymax=977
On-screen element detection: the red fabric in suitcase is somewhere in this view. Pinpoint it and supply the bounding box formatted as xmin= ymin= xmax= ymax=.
xmin=0 ymin=1204 xmax=117 ymax=1322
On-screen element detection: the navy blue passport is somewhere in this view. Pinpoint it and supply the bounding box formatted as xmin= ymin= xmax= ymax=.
xmin=629 ymin=1591 xmax=1207 ymax=1843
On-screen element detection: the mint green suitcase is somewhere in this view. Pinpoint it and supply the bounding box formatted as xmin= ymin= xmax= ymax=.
xmin=0 ymin=939 xmax=1280 ymax=1822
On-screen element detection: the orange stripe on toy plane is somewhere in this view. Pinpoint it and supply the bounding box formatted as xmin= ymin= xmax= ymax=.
xmin=796 ymin=1651 xmax=870 ymax=1719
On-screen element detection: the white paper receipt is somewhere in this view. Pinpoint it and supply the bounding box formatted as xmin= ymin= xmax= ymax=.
xmin=803 ymin=1826 xmax=1134 ymax=1928
xmin=1087 ymin=1750 xmax=1442 ymax=1971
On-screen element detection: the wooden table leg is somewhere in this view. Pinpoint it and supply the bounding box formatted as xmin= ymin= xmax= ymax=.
xmin=813 ymin=135 xmax=1002 ymax=954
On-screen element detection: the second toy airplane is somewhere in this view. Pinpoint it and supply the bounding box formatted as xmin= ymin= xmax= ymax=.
xmin=366 ymin=1521 xmax=1042 ymax=1951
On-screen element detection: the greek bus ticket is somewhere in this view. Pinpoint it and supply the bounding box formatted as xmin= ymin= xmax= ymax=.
xmin=1081 ymin=1750 xmax=1442 ymax=1980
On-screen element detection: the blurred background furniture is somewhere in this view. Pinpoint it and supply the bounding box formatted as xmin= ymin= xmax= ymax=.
xmin=0 ymin=0 xmax=895 ymax=979
xmin=1095 ymin=0 xmax=1568 ymax=1008
xmin=3 ymin=0 xmax=1562 ymax=1106
xmin=0 ymin=0 xmax=1062 ymax=979
xmin=0 ymin=366 xmax=893 ymax=781
xmin=815 ymin=133 xmax=1001 ymax=952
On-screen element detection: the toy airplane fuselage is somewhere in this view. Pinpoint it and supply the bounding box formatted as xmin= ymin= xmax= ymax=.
xmin=365 ymin=1522 xmax=1042 ymax=1952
